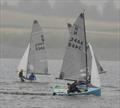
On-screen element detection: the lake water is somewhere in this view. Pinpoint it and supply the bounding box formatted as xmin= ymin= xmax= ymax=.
xmin=0 ymin=59 xmax=120 ymax=108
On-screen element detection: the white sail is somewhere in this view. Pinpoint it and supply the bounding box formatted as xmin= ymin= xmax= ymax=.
xmin=59 ymin=13 xmax=102 ymax=84
xmin=27 ymin=20 xmax=48 ymax=75
xmin=59 ymin=13 xmax=87 ymax=80
xmin=86 ymin=43 xmax=105 ymax=75
xmin=89 ymin=43 xmax=101 ymax=87
xmin=67 ymin=24 xmax=105 ymax=75
xmin=95 ymin=56 xmax=106 ymax=74
xmin=17 ymin=44 xmax=30 ymax=76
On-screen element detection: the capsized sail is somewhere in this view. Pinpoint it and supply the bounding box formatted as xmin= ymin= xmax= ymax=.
xmin=89 ymin=43 xmax=101 ymax=87
xmin=27 ymin=20 xmax=48 ymax=75
xmin=17 ymin=44 xmax=30 ymax=76
xmin=59 ymin=13 xmax=88 ymax=81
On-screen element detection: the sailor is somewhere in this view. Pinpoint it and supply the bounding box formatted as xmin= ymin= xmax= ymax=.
xmin=67 ymin=81 xmax=80 ymax=94
xmin=59 ymin=72 xmax=64 ymax=79
xmin=67 ymin=83 xmax=71 ymax=93
xmin=18 ymin=69 xmax=25 ymax=82
xmin=28 ymin=73 xmax=36 ymax=81
xmin=77 ymin=80 xmax=86 ymax=85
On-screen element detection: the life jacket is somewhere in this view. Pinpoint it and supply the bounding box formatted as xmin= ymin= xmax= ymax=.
xmin=28 ymin=74 xmax=36 ymax=80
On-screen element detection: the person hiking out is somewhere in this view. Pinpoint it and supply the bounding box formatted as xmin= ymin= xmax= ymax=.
xmin=67 ymin=80 xmax=80 ymax=94
xmin=18 ymin=69 xmax=25 ymax=82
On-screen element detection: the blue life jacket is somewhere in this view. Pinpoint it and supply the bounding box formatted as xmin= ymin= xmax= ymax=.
xmin=28 ymin=73 xmax=36 ymax=80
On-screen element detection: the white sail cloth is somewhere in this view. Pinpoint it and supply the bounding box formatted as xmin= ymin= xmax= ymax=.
xmin=60 ymin=13 xmax=87 ymax=80
xmin=17 ymin=20 xmax=48 ymax=76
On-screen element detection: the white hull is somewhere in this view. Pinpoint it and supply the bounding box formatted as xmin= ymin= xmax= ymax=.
xmin=23 ymin=74 xmax=52 ymax=83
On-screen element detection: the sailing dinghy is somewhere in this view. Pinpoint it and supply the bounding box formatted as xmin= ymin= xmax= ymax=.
xmin=17 ymin=20 xmax=50 ymax=82
xmin=53 ymin=13 xmax=103 ymax=96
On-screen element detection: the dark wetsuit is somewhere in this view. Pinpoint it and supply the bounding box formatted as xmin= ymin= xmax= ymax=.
xmin=19 ymin=71 xmax=25 ymax=82
xmin=67 ymin=82 xmax=80 ymax=93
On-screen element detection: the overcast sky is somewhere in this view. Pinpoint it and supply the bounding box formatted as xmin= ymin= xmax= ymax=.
xmin=0 ymin=0 xmax=119 ymax=60
xmin=1 ymin=0 xmax=120 ymax=9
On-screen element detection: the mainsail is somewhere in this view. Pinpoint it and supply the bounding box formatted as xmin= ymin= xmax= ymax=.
xmin=67 ymin=24 xmax=105 ymax=75
xmin=59 ymin=13 xmax=103 ymax=84
xmin=60 ymin=13 xmax=88 ymax=81
xmin=27 ymin=20 xmax=48 ymax=75
xmin=18 ymin=20 xmax=48 ymax=77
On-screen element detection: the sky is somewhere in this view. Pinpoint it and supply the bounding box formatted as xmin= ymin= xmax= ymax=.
xmin=0 ymin=0 xmax=119 ymax=60
xmin=1 ymin=0 xmax=120 ymax=9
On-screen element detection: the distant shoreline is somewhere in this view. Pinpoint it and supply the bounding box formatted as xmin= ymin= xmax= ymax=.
xmin=0 ymin=58 xmax=120 ymax=62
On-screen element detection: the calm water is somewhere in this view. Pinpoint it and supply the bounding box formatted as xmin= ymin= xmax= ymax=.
xmin=0 ymin=59 xmax=120 ymax=108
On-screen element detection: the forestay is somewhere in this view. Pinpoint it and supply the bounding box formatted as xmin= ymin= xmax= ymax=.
xmin=27 ymin=20 xmax=48 ymax=75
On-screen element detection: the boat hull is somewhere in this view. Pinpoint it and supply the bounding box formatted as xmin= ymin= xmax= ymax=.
xmin=52 ymin=85 xmax=101 ymax=96
xmin=21 ymin=74 xmax=52 ymax=83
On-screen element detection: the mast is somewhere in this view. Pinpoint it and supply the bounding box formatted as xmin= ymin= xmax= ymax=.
xmin=26 ymin=34 xmax=32 ymax=77
xmin=83 ymin=11 xmax=89 ymax=90
xmin=26 ymin=20 xmax=36 ymax=76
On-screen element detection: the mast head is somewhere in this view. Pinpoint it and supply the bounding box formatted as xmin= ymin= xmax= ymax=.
xmin=67 ymin=23 xmax=72 ymax=27
xmin=34 ymin=20 xmax=38 ymax=24
xmin=79 ymin=13 xmax=84 ymax=18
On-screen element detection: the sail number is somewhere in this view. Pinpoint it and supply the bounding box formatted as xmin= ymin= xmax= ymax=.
xmin=35 ymin=35 xmax=45 ymax=51
xmin=74 ymin=24 xmax=79 ymax=35
xmin=35 ymin=43 xmax=45 ymax=51
xmin=68 ymin=37 xmax=83 ymax=50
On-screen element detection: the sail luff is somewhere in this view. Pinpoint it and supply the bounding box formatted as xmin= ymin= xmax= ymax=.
xmin=82 ymin=12 xmax=89 ymax=88
xmin=25 ymin=44 xmax=30 ymax=77
xmin=26 ymin=21 xmax=33 ymax=76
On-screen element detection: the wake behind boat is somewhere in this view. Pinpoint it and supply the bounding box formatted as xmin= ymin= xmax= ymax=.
xmin=17 ymin=20 xmax=50 ymax=83
xmin=53 ymin=12 xmax=104 ymax=96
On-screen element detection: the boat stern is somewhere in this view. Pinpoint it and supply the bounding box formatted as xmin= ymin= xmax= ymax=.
xmin=88 ymin=87 xmax=101 ymax=96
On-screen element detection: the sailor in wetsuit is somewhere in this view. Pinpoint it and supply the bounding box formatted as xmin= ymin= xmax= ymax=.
xmin=67 ymin=80 xmax=80 ymax=94
xmin=18 ymin=69 xmax=25 ymax=82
